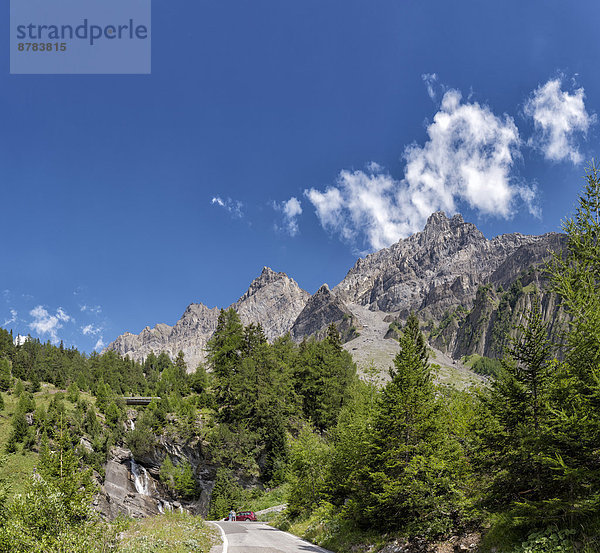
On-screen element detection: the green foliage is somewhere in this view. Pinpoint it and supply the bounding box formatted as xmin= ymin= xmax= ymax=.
xmin=287 ymin=425 xmax=331 ymax=516
xmin=127 ymin=418 xmax=155 ymax=460
xmin=13 ymin=380 xmax=24 ymax=397
xmin=0 ymin=416 xmax=111 ymax=553
xmin=207 ymin=467 xmax=243 ymax=520
xmin=66 ymin=383 xmax=80 ymax=403
xmin=0 ymin=359 xmax=11 ymax=392
xmin=508 ymin=527 xmax=576 ymax=553
xmin=159 ymin=456 xmax=198 ymax=500
xmin=356 ymin=318 xmax=467 ymax=536
xmin=471 ymin=356 xmax=503 ymax=377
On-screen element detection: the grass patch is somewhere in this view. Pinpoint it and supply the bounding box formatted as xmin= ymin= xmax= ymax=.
xmin=0 ymin=383 xmax=97 ymax=498
xmin=273 ymin=503 xmax=388 ymax=553
xmin=118 ymin=512 xmax=218 ymax=553
xmin=243 ymin=484 xmax=288 ymax=513
xmin=461 ymin=353 xmax=483 ymax=368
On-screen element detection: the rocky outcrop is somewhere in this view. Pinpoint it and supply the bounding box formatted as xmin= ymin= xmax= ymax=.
xmin=97 ymin=446 xmax=164 ymax=519
xmin=97 ymin=435 xmax=216 ymax=520
xmin=106 ymin=303 xmax=220 ymax=372
xmin=430 ymin=269 xmax=568 ymax=360
xmin=105 ymin=212 xmax=567 ymax=369
xmin=290 ymin=284 xmax=359 ymax=342
xmin=233 ymin=267 xmax=311 ymax=340
xmin=334 ymin=212 xmax=561 ymax=320
xmin=106 ymin=267 xmax=310 ymax=370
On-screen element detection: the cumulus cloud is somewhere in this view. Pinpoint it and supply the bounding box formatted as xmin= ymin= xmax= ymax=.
xmin=3 ymin=309 xmax=17 ymax=327
xmin=273 ymin=197 xmax=303 ymax=236
xmin=29 ymin=305 xmax=70 ymax=344
xmin=524 ymin=78 xmax=596 ymax=164
xmin=211 ymin=196 xmax=244 ymax=218
xmin=94 ymin=337 xmax=105 ymax=351
xmin=306 ymin=89 xmax=537 ymax=252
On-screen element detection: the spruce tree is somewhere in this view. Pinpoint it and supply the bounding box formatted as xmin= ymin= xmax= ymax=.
xmin=358 ymin=318 xmax=464 ymax=535
xmin=206 ymin=309 xmax=244 ymax=421
xmin=0 ymin=358 xmax=11 ymax=392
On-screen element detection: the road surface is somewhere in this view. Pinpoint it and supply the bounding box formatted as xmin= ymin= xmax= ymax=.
xmin=209 ymin=521 xmax=333 ymax=553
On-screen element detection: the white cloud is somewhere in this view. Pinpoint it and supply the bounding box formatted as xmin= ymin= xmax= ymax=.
xmin=422 ymin=73 xmax=438 ymax=100
xmin=80 ymin=304 xmax=102 ymax=314
xmin=2 ymin=309 xmax=17 ymax=327
xmin=211 ymin=196 xmax=244 ymax=218
xmin=94 ymin=337 xmax=105 ymax=351
xmin=524 ymin=77 xmax=596 ymax=164
xmin=273 ymin=197 xmax=303 ymax=236
xmin=306 ymin=89 xmax=537 ymax=252
xmin=14 ymin=335 xmax=29 ymax=346
xmin=82 ymin=324 xmax=102 ymax=336
xmin=306 ymin=169 xmax=409 ymax=251
xmin=29 ymin=305 xmax=71 ymax=344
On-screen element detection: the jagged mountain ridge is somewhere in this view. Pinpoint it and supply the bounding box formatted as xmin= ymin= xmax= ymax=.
xmin=334 ymin=212 xmax=562 ymax=318
xmin=106 ymin=267 xmax=310 ymax=370
xmin=106 ymin=212 xmax=565 ymax=371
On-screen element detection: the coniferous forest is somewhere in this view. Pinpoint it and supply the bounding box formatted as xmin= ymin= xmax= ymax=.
xmin=0 ymin=167 xmax=600 ymax=552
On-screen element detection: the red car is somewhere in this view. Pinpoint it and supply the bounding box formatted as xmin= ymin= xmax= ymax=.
xmin=223 ymin=511 xmax=257 ymax=522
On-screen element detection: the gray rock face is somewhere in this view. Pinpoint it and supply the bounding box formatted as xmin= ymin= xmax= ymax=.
xmin=290 ymin=284 xmax=358 ymax=342
xmin=334 ymin=211 xmax=561 ymax=319
xmin=97 ymin=437 xmax=215 ymax=520
xmin=97 ymin=447 xmax=163 ymax=519
xmin=233 ymin=267 xmax=311 ymax=340
xmin=106 ymin=303 xmax=220 ymax=371
xmin=106 ymin=267 xmax=310 ymax=370
xmin=105 ymin=212 xmax=566 ymax=370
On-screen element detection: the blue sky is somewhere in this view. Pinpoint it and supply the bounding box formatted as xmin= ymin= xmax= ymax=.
xmin=2 ymin=0 xmax=600 ymax=352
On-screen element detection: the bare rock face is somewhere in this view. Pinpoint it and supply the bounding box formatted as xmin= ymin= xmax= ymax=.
xmin=97 ymin=447 xmax=163 ymax=519
xmin=334 ymin=211 xmax=561 ymax=320
xmin=106 ymin=267 xmax=310 ymax=370
xmin=233 ymin=267 xmax=311 ymax=340
xmin=290 ymin=284 xmax=358 ymax=342
xmin=97 ymin=440 xmax=215 ymax=520
xmin=105 ymin=212 xmax=566 ymax=370
xmin=106 ymin=303 xmax=220 ymax=371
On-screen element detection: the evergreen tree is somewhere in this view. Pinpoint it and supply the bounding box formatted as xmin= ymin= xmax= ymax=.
xmin=207 ymin=468 xmax=242 ymax=520
xmin=0 ymin=359 xmax=11 ymax=392
xmin=356 ymin=319 xmax=465 ymax=535
xmin=206 ymin=309 xmax=244 ymax=421
xmin=402 ymin=311 xmax=429 ymax=369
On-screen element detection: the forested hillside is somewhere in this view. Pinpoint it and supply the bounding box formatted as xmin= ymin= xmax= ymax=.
xmin=0 ymin=167 xmax=599 ymax=553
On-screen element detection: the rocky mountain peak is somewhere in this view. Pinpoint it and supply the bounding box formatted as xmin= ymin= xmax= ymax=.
xmin=314 ymin=283 xmax=332 ymax=297
xmin=106 ymin=211 xmax=565 ymax=374
xmin=238 ymin=266 xmax=292 ymax=302
xmin=233 ymin=267 xmax=311 ymax=340
xmin=290 ymin=282 xmax=358 ymax=342
xmin=424 ymin=210 xmax=451 ymax=231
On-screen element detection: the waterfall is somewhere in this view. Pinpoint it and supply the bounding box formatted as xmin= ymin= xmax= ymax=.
xmin=130 ymin=459 xmax=150 ymax=496
xmin=157 ymin=500 xmax=173 ymax=514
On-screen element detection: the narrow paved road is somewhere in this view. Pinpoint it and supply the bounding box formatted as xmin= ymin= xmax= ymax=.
xmin=209 ymin=521 xmax=333 ymax=553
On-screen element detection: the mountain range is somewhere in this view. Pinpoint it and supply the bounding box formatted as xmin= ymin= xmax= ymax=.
xmin=106 ymin=211 xmax=566 ymax=374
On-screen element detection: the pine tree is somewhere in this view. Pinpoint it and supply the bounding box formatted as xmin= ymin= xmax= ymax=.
xmin=401 ymin=311 xmax=429 ymax=370
xmin=357 ymin=319 xmax=464 ymax=535
xmin=206 ymin=309 xmax=244 ymax=421
xmin=0 ymin=358 xmax=11 ymax=392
